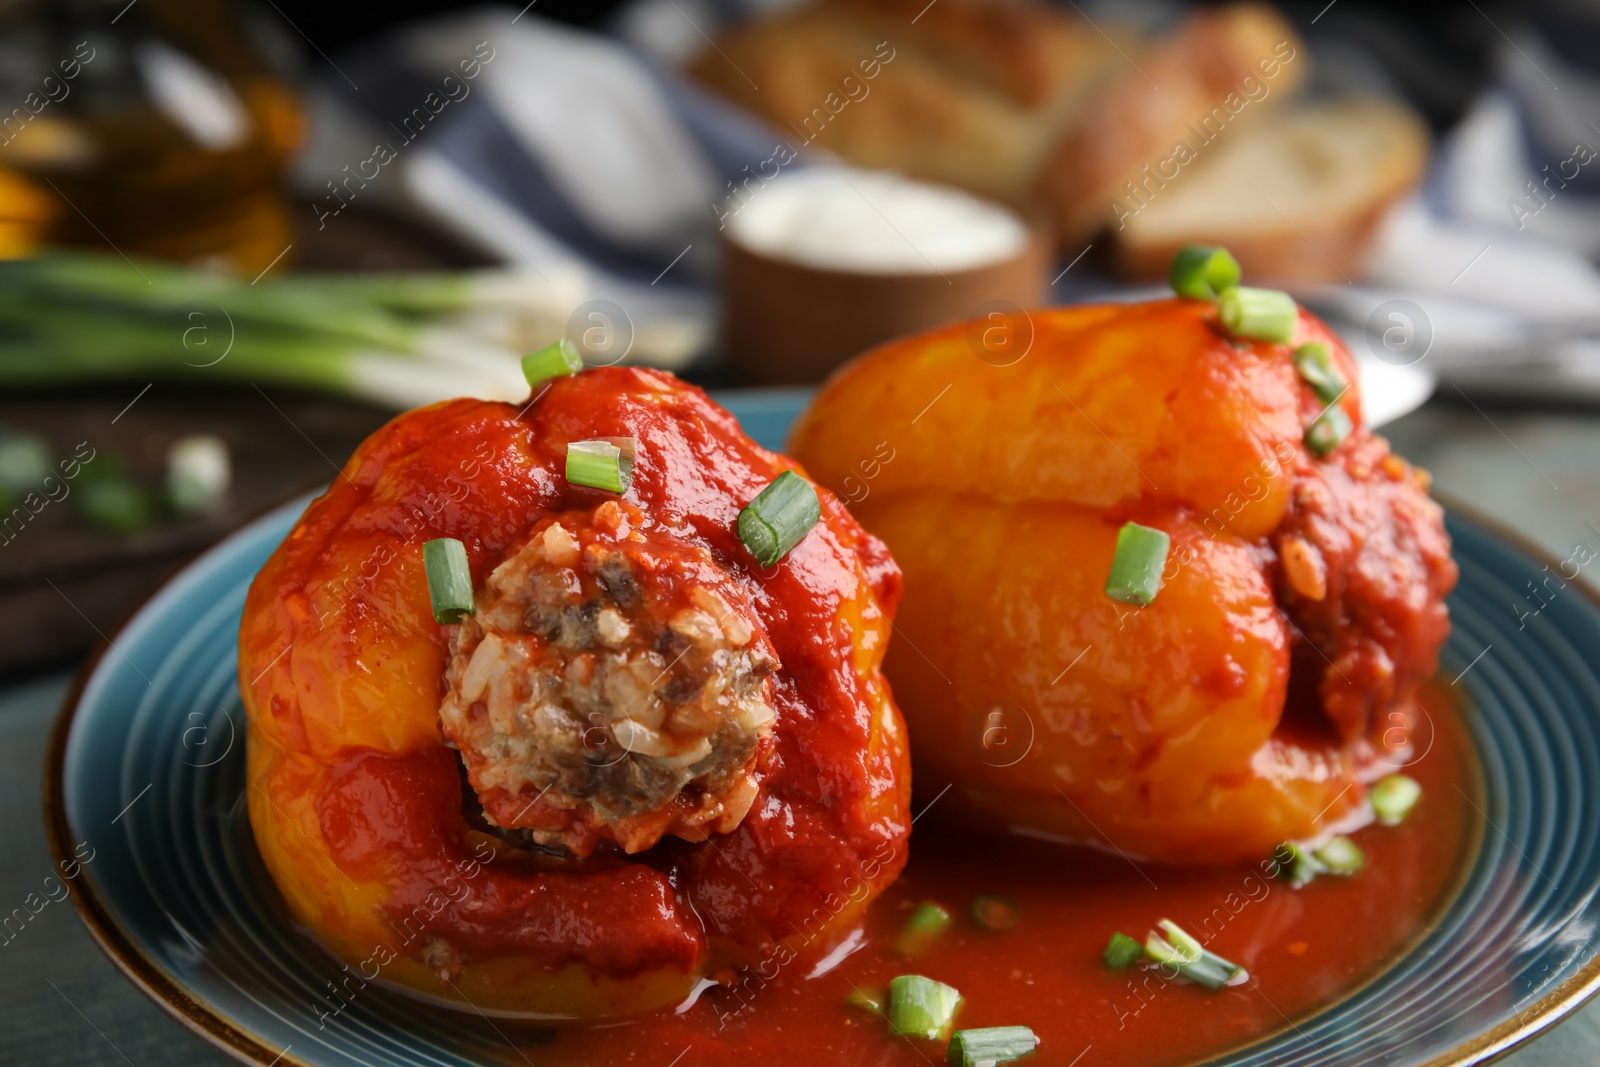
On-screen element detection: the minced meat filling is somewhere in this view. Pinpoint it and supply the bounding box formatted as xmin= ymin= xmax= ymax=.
xmin=438 ymin=500 xmax=779 ymax=857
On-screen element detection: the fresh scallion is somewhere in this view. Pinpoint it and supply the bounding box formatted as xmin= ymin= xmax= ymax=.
xmin=0 ymin=253 xmax=601 ymax=410
xmin=1372 ymin=774 xmax=1422 ymax=826
xmin=1103 ymin=931 xmax=1144 ymax=970
xmin=565 ymin=437 xmax=635 ymax=494
xmin=946 ymin=1026 xmax=1039 ymax=1067
xmin=78 ymin=478 xmax=154 ymax=534
xmin=521 ymin=337 xmax=583 ymax=387
xmin=1217 ymin=286 xmax=1298 ymax=343
xmin=1169 ymin=245 xmax=1241 ymax=300
xmin=166 ymin=435 xmax=230 ymax=515
xmin=1105 ymin=521 xmax=1171 ymax=607
xmin=1292 ymin=342 xmax=1347 ymax=405
xmin=0 ymin=432 xmax=50 ymax=493
xmin=1313 ymin=835 xmax=1366 ymax=875
xmin=971 ymin=895 xmax=1020 ymax=932
xmin=896 ymin=902 xmax=954 ymax=956
xmin=737 ymin=470 xmax=821 ymax=568
xmin=1275 ymin=841 xmax=1325 ymax=888
xmin=887 ymin=974 xmax=963 ymax=1040
xmin=1305 ymin=406 xmax=1353 ymax=456
xmin=423 ymin=537 xmax=475 ymax=624
xmin=1145 ymin=920 xmax=1247 ymax=989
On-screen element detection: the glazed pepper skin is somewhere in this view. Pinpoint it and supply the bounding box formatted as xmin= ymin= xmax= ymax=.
xmin=791 ymin=301 xmax=1456 ymax=864
xmin=238 ymin=367 xmax=910 ymax=1017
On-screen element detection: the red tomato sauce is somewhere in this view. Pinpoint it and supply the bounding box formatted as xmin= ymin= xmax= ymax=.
xmin=491 ymin=681 xmax=1477 ymax=1066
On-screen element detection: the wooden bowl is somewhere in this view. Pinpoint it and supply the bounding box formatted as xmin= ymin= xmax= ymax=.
xmin=721 ymin=211 xmax=1051 ymax=386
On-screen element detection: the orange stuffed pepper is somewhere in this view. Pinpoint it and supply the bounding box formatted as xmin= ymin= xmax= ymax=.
xmin=792 ymin=291 xmax=1456 ymax=864
xmin=238 ymin=365 xmax=910 ymax=1017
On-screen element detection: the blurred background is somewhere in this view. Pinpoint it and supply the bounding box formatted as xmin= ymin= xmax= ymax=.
xmin=6 ymin=1 xmax=1600 ymax=1063
xmin=7 ymin=0 xmax=1600 ymax=676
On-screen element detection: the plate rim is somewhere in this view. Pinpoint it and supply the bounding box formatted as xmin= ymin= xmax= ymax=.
xmin=39 ymin=491 xmax=1600 ymax=1067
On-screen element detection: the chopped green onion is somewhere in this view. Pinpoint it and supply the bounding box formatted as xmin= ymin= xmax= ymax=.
xmin=887 ymin=974 xmax=963 ymax=1040
xmin=1217 ymin=286 xmax=1298 ymax=343
xmin=1169 ymin=245 xmax=1241 ymax=300
xmin=1157 ymin=919 xmax=1245 ymax=980
xmin=1292 ymin=342 xmax=1347 ymax=405
xmin=423 ymin=537 xmax=475 ymax=624
xmin=737 ymin=470 xmax=820 ymax=567
xmin=1275 ymin=841 xmax=1325 ymax=888
xmin=946 ymin=1026 xmax=1039 ymax=1067
xmin=1313 ymin=835 xmax=1366 ymax=875
xmin=1372 ymin=774 xmax=1422 ymax=826
xmin=565 ymin=437 xmax=635 ymax=494
xmin=521 ymin=337 xmax=583 ymax=388
xmin=1305 ymin=405 xmax=1353 ymax=456
xmin=1145 ymin=920 xmax=1247 ymax=989
xmin=166 ymin=435 xmax=230 ymax=515
xmin=896 ymin=902 xmax=954 ymax=956
xmin=1104 ymin=521 xmax=1171 ymax=607
xmin=971 ymin=895 xmax=1020 ymax=932
xmin=846 ymin=986 xmax=886 ymax=1015
xmin=78 ymin=478 xmax=155 ymax=534
xmin=0 ymin=432 xmax=50 ymax=493
xmin=1155 ymin=919 xmax=1207 ymax=959
xmin=1103 ymin=931 xmax=1144 ymax=970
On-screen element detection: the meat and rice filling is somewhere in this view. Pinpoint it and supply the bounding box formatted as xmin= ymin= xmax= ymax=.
xmin=439 ymin=500 xmax=779 ymax=856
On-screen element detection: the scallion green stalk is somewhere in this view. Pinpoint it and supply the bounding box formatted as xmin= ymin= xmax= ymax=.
xmin=1105 ymin=521 xmax=1171 ymax=606
xmin=895 ymin=902 xmax=954 ymax=956
xmin=423 ymin=538 xmax=475 ymax=624
xmin=1293 ymin=342 xmax=1347 ymax=404
xmin=522 ymin=338 xmax=583 ymax=387
xmin=1313 ymin=835 xmax=1366 ymax=875
xmin=887 ymin=974 xmax=963 ymax=1040
xmin=565 ymin=438 xmax=635 ymax=494
xmin=738 ymin=470 xmax=821 ymax=567
xmin=1169 ymin=245 xmax=1241 ymax=300
xmin=946 ymin=1026 xmax=1039 ymax=1067
xmin=1305 ymin=406 xmax=1353 ymax=456
xmin=1372 ymin=774 xmax=1422 ymax=825
xmin=1217 ymin=286 xmax=1298 ymax=343
xmin=1103 ymin=931 xmax=1143 ymax=970
xmin=1144 ymin=920 xmax=1247 ymax=989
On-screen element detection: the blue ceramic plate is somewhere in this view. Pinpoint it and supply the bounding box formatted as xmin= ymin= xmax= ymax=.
xmin=45 ymin=393 xmax=1600 ymax=1067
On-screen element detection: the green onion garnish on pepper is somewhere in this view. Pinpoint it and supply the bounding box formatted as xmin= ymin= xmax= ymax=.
xmin=1103 ymin=931 xmax=1144 ymax=970
xmin=1372 ymin=774 xmax=1422 ymax=825
xmin=565 ymin=437 xmax=635 ymax=494
xmin=1293 ymin=342 xmax=1347 ymax=404
xmin=737 ymin=470 xmax=820 ymax=567
xmin=1105 ymin=521 xmax=1171 ymax=607
xmin=423 ymin=537 xmax=475 ymax=624
xmin=1217 ymin=286 xmax=1298 ymax=343
xmin=1145 ymin=919 xmax=1247 ymax=989
xmin=521 ymin=337 xmax=583 ymax=387
xmin=1305 ymin=406 xmax=1353 ymax=456
xmin=947 ymin=1026 xmax=1039 ymax=1067
xmin=896 ymin=901 xmax=954 ymax=956
xmin=1313 ymin=835 xmax=1366 ymax=875
xmin=888 ymin=974 xmax=963 ymax=1040
xmin=1169 ymin=245 xmax=1241 ymax=300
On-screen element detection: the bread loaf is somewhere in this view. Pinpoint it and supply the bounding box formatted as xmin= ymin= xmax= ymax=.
xmin=1111 ymin=99 xmax=1429 ymax=282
